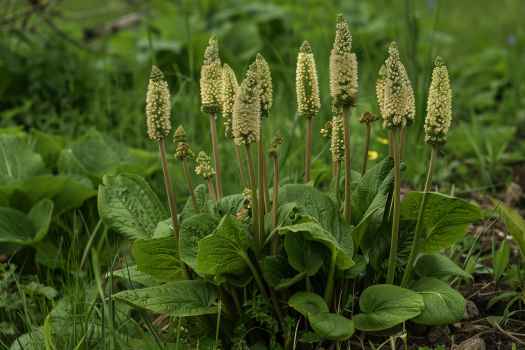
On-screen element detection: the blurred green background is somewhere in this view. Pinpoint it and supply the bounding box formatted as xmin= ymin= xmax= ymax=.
xmin=1 ymin=0 xmax=524 ymax=193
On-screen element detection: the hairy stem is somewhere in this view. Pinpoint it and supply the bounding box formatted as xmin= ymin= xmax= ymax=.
xmin=262 ymin=143 xmax=270 ymax=213
xmin=400 ymin=146 xmax=437 ymax=287
xmin=333 ymin=160 xmax=341 ymax=209
xmin=209 ymin=113 xmax=222 ymax=199
xmin=343 ymin=107 xmax=352 ymax=223
xmin=399 ymin=126 xmax=407 ymax=160
xmin=234 ymin=144 xmax=247 ymax=188
xmin=304 ymin=116 xmax=313 ymax=183
xmin=257 ymin=141 xmax=266 ymax=244
xmin=386 ymin=129 xmax=401 ymax=284
xmin=207 ymin=178 xmax=216 ymax=202
xmin=362 ymin=123 xmax=371 ymax=175
xmin=158 ymin=139 xmax=179 ymax=240
xmin=245 ymin=143 xmax=261 ymax=250
xmin=182 ymin=159 xmax=198 ymax=210
xmin=271 ymin=154 xmax=280 ymax=255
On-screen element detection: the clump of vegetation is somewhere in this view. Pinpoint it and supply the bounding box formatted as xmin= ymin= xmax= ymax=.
xmin=90 ymin=14 xmax=488 ymax=349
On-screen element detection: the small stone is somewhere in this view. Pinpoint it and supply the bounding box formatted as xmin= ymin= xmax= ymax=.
xmin=464 ymin=300 xmax=480 ymax=320
xmin=455 ymin=337 xmax=486 ymax=350
xmin=427 ymin=326 xmax=450 ymax=344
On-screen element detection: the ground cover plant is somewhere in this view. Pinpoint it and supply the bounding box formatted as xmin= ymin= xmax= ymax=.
xmin=1 ymin=1 xmax=525 ymax=349
xmin=93 ymin=16 xmax=485 ymax=348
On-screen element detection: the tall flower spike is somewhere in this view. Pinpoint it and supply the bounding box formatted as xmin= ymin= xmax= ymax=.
xmin=330 ymin=107 xmax=345 ymax=163
xmin=221 ymin=64 xmax=239 ymax=139
xmin=232 ymin=62 xmax=261 ymax=145
xmin=195 ymin=151 xmax=215 ymax=179
xmin=424 ymin=57 xmax=452 ymax=144
xmin=200 ymin=36 xmax=223 ymax=114
xmin=146 ymin=66 xmax=172 ymax=141
xmin=330 ymin=14 xmax=358 ymax=108
xmin=296 ymin=41 xmax=321 ymax=117
xmin=255 ymin=53 xmax=273 ymax=117
xmin=378 ymin=42 xmax=415 ymax=129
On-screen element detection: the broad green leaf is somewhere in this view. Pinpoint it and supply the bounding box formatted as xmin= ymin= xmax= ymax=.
xmin=411 ymin=277 xmax=465 ymax=325
xmin=493 ymin=240 xmax=510 ymax=281
xmin=401 ymin=192 xmax=482 ymax=253
xmin=353 ymin=284 xmax=424 ymax=331
xmin=493 ymin=200 xmax=525 ymax=257
xmin=261 ymin=255 xmax=306 ymax=290
xmin=181 ymin=184 xmax=211 ymax=221
xmin=0 ymin=134 xmax=46 ymax=185
xmin=132 ymin=237 xmax=184 ymax=282
xmin=111 ymin=265 xmax=161 ymax=287
xmin=10 ymin=175 xmax=95 ymax=214
xmin=352 ymin=157 xmax=394 ymax=238
xmin=279 ymin=217 xmax=354 ymax=270
xmin=216 ymin=193 xmax=245 ymax=217
xmin=179 ymin=213 xmax=219 ymax=271
xmin=98 ymin=174 xmax=167 ymax=240
xmin=113 ymin=280 xmax=217 ymax=317
xmin=288 ymin=292 xmax=328 ymax=316
xmin=31 ymin=130 xmax=65 ymax=168
xmin=278 ymin=184 xmax=338 ymax=232
xmin=308 ymin=312 xmax=355 ymax=341
xmin=196 ymin=215 xmax=252 ymax=277
xmin=9 ymin=329 xmax=45 ymax=350
xmin=0 ymin=199 xmax=54 ymax=245
xmin=283 ymin=233 xmax=324 ymax=275
xmin=415 ymin=254 xmax=472 ymax=280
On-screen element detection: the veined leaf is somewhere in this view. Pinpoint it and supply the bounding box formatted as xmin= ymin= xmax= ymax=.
xmin=493 ymin=200 xmax=525 ymax=257
xmin=415 ymin=254 xmax=472 ymax=280
xmin=278 ymin=217 xmax=354 ymax=270
xmin=288 ymin=292 xmax=328 ymax=316
xmin=0 ymin=199 xmax=54 ymax=245
xmin=354 ymin=284 xmax=424 ymax=331
xmin=111 ymin=265 xmax=161 ymax=287
xmin=261 ymin=255 xmax=306 ymax=290
xmin=411 ymin=277 xmax=465 ymax=325
xmin=283 ymin=233 xmax=324 ymax=275
xmin=132 ymin=237 xmax=184 ymax=282
xmin=401 ymin=192 xmax=482 ymax=253
xmin=0 ymin=134 xmax=46 ymax=185
xmin=179 ymin=213 xmax=219 ymax=271
xmin=113 ymin=280 xmax=217 ymax=317
xmin=309 ymin=312 xmax=355 ymax=341
xmin=352 ymin=157 xmax=394 ymax=232
xmin=98 ymin=174 xmax=167 ymax=240
xmin=196 ymin=215 xmax=252 ymax=277
xmin=181 ymin=184 xmax=211 ymax=221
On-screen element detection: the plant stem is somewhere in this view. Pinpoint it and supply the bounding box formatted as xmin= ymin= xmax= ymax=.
xmin=333 ymin=160 xmax=341 ymax=209
xmin=182 ymin=159 xmax=198 ymax=210
xmin=324 ymin=250 xmax=337 ymax=306
xmin=400 ymin=146 xmax=437 ymax=287
xmin=304 ymin=116 xmax=313 ymax=183
xmin=207 ymin=178 xmax=216 ymax=202
xmin=399 ymin=126 xmax=407 ymax=160
xmin=242 ymin=252 xmax=285 ymax=332
xmin=271 ymin=154 xmax=280 ymax=255
xmin=386 ymin=129 xmax=401 ymax=284
xmin=362 ymin=123 xmax=371 ymax=175
xmin=424 ymin=146 xmax=437 ymax=192
xmin=158 ymin=139 xmax=179 ymax=240
xmin=209 ymin=113 xmax=222 ymax=199
xmin=257 ymin=141 xmax=266 ymax=245
xmin=234 ymin=144 xmax=247 ymax=188
xmin=342 ymin=107 xmax=352 ymax=223
xmin=245 ymin=143 xmax=261 ymax=250
xmin=262 ymin=143 xmax=270 ymax=213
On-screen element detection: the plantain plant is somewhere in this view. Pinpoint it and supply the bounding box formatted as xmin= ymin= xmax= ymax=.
xmin=98 ymin=14 xmax=484 ymax=349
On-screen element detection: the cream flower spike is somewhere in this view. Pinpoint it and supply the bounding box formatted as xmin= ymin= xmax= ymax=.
xmin=146 ymin=66 xmax=172 ymax=141
xmin=221 ymin=64 xmax=239 ymax=139
xmin=232 ymin=62 xmax=261 ymax=145
xmin=329 ymin=14 xmax=358 ymax=108
xmin=200 ymin=36 xmax=223 ymax=114
xmin=424 ymin=56 xmax=452 ymax=144
xmin=296 ymin=41 xmax=321 ymax=117
xmin=255 ymin=53 xmax=273 ymax=118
